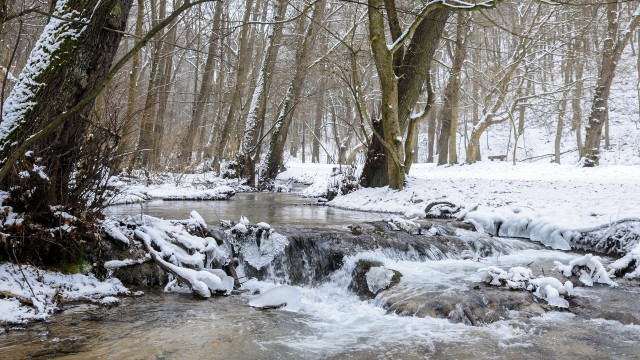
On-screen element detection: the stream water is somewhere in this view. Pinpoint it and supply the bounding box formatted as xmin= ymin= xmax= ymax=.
xmin=1 ymin=193 xmax=639 ymax=359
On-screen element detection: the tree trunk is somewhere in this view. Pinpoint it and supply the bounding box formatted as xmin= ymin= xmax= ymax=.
xmin=448 ymin=13 xmax=467 ymax=165
xmin=312 ymin=75 xmax=325 ymax=163
xmin=133 ymin=0 xmax=161 ymax=169
xmin=437 ymin=81 xmax=452 ymax=165
xmin=572 ymin=39 xmax=585 ymax=158
xmin=181 ymin=0 xmax=222 ymax=167
xmin=151 ymin=0 xmax=177 ymax=170
xmin=426 ymin=102 xmax=436 ymax=163
xmin=583 ymin=3 xmax=640 ymax=166
xmin=239 ymin=0 xmax=288 ymax=186
xmin=360 ymin=4 xmax=449 ymax=187
xmin=0 ymin=0 xmax=132 ymax=205
xmin=212 ymin=0 xmax=254 ymax=173
xmin=119 ymin=0 xmax=145 ymax=164
xmin=262 ymin=0 xmax=325 ymax=185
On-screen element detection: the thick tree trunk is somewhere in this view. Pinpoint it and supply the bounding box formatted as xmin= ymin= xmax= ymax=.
xmin=0 ymin=0 xmax=132 ymax=206
xmin=360 ymin=5 xmax=449 ymax=187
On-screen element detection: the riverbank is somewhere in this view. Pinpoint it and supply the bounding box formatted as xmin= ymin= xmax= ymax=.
xmin=283 ymin=161 xmax=640 ymax=242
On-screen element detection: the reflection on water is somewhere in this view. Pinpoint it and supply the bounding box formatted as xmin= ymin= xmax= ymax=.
xmin=107 ymin=192 xmax=386 ymax=226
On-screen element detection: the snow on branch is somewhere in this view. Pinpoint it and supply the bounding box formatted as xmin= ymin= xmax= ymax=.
xmin=553 ymin=254 xmax=617 ymax=287
xmin=0 ymin=0 xmax=87 ymax=156
xmin=479 ymin=266 xmax=573 ymax=308
xmin=388 ymin=0 xmax=502 ymax=55
xmin=115 ymin=211 xmax=235 ymax=298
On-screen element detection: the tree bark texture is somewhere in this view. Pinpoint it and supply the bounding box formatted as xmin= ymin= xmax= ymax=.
xmin=360 ymin=3 xmax=448 ymax=188
xmin=0 ymin=0 xmax=133 ymax=206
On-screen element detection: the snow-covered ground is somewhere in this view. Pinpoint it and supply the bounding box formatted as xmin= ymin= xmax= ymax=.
xmin=0 ymin=262 xmax=130 ymax=324
xmin=281 ymin=161 xmax=639 ymax=246
xmin=107 ymin=171 xmax=250 ymax=204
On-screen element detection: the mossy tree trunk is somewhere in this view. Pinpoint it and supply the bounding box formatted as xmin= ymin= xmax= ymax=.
xmin=0 ymin=0 xmax=133 ymax=208
xmin=360 ymin=2 xmax=449 ymax=189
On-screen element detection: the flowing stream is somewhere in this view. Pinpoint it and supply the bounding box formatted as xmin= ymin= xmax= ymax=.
xmin=1 ymin=193 xmax=639 ymax=359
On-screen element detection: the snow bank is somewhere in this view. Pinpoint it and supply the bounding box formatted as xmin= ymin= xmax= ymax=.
xmin=162 ymin=186 xmax=236 ymax=201
xmin=0 ymin=262 xmax=129 ymax=324
xmin=106 ymin=171 xmax=249 ymax=205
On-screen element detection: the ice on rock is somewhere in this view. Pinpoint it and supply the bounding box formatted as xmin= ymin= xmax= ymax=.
xmin=464 ymin=206 xmax=572 ymax=250
xmin=366 ymin=266 xmax=395 ymax=294
xmin=257 ymin=222 xmax=271 ymax=230
xmin=478 ymin=266 xmax=533 ymax=290
xmin=233 ymin=229 xmax=289 ymax=270
xmin=100 ymin=296 xmax=119 ymax=305
xmin=480 ymin=266 xmax=574 ymax=308
xmin=248 ymin=285 xmax=301 ymax=311
xmin=553 ymin=253 xmax=616 ymax=287
xmin=188 ymin=210 xmax=207 ymax=229
xmin=530 ymin=277 xmax=573 ymax=308
xmin=232 ymin=223 xmax=248 ymax=233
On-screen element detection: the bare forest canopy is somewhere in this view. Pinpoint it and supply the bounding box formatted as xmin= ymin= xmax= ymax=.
xmin=1 ymin=0 xmax=640 ymax=200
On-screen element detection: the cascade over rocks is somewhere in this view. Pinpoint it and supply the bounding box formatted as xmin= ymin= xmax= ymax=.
xmin=228 ymin=219 xmax=540 ymax=286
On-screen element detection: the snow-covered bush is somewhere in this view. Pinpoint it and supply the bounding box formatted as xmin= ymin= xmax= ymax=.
xmin=479 ymin=266 xmax=573 ymax=308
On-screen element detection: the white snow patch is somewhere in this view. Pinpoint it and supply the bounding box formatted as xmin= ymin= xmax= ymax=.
xmin=248 ymin=285 xmax=301 ymax=311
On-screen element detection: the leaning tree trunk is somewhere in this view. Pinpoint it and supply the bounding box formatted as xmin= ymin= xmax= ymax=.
xmin=261 ymin=0 xmax=324 ymax=185
xmin=0 ymin=0 xmax=133 ymax=208
xmin=239 ymin=0 xmax=288 ymax=186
